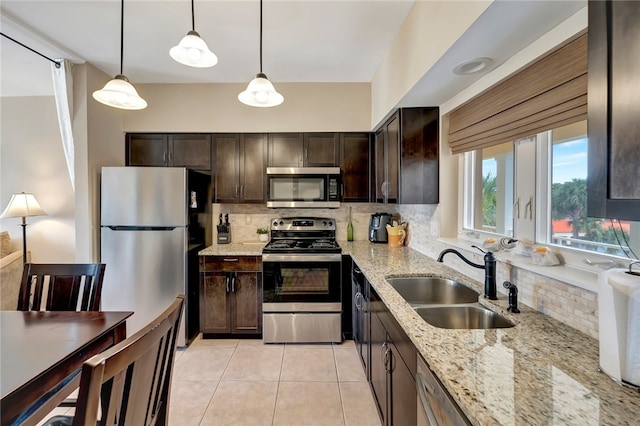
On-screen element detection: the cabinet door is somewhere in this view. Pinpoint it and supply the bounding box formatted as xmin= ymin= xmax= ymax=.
xmin=304 ymin=133 xmax=339 ymax=166
xmin=268 ymin=133 xmax=304 ymax=167
xmin=231 ymin=271 xmax=262 ymax=333
xmin=374 ymin=130 xmax=386 ymax=203
xmin=240 ymin=134 xmax=267 ymax=203
xmin=588 ymin=0 xmax=640 ymax=220
xmin=399 ymin=108 xmax=439 ymax=204
xmin=126 ymin=134 xmax=168 ymax=166
xmin=340 ymin=133 xmax=371 ymax=202
xmin=386 ymin=115 xmax=399 ymax=204
xmin=370 ymin=312 xmax=388 ymax=425
xmin=213 ymin=134 xmax=241 ymax=203
xmin=201 ymin=271 xmax=231 ymax=333
xmin=389 ymin=339 xmax=417 ymax=426
xmin=170 ymin=134 xmax=212 ymax=170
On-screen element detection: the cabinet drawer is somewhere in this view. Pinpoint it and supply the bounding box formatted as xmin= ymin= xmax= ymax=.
xmin=201 ymin=256 xmax=262 ymax=271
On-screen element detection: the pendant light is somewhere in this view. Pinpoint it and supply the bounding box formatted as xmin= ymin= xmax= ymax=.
xmin=93 ymin=0 xmax=147 ymax=110
xmin=238 ymin=0 xmax=284 ymax=107
xmin=170 ymin=0 xmax=217 ymax=68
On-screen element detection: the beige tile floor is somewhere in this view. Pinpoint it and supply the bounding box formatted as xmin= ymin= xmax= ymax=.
xmin=169 ymin=336 xmax=382 ymax=426
xmin=37 ymin=336 xmax=382 ymax=426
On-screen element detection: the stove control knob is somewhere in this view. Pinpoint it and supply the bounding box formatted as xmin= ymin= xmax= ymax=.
xmin=279 ymin=221 xmax=284 ymax=226
xmin=328 ymin=221 xmax=333 ymax=226
xmin=273 ymin=221 xmax=278 ymax=227
xmin=322 ymin=221 xmax=327 ymax=226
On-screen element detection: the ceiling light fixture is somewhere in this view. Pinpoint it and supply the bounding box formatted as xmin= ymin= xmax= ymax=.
xmin=93 ymin=0 xmax=147 ymax=110
xmin=452 ymin=57 xmax=493 ymax=76
xmin=170 ymin=0 xmax=217 ymax=68
xmin=238 ymin=0 xmax=284 ymax=108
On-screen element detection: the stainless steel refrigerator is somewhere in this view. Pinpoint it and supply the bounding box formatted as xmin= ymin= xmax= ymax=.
xmin=100 ymin=167 xmax=211 ymax=346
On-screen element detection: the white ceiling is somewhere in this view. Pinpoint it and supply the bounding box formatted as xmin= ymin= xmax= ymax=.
xmin=1 ymin=0 xmax=586 ymax=104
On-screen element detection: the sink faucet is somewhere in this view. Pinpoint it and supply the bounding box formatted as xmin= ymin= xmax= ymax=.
xmin=437 ymin=247 xmax=497 ymax=300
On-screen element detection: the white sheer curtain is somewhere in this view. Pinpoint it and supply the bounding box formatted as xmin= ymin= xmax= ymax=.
xmin=51 ymin=59 xmax=75 ymax=191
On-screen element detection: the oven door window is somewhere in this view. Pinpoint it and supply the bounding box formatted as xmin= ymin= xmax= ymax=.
xmin=269 ymin=177 xmax=325 ymax=201
xmin=263 ymin=261 xmax=341 ymax=303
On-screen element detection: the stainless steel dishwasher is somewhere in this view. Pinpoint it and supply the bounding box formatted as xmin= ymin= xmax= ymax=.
xmin=416 ymin=354 xmax=470 ymax=426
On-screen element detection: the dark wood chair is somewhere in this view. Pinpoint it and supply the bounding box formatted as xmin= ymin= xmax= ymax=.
xmin=42 ymin=294 xmax=185 ymax=426
xmin=18 ymin=263 xmax=106 ymax=311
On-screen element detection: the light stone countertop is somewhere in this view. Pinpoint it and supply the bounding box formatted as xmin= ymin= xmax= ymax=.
xmin=199 ymin=242 xmax=264 ymax=256
xmin=342 ymin=241 xmax=640 ymax=426
xmin=200 ymin=240 xmax=640 ymax=425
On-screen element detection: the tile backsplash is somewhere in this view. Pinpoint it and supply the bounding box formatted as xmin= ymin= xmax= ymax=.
xmin=211 ymin=202 xmax=599 ymax=339
xmin=212 ymin=203 xmax=396 ymax=243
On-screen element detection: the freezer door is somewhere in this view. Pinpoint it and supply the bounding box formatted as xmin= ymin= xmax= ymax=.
xmin=101 ymin=167 xmax=187 ymax=226
xmin=100 ymin=226 xmax=186 ymax=341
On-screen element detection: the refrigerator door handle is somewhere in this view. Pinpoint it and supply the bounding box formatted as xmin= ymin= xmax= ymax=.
xmin=105 ymin=226 xmax=178 ymax=231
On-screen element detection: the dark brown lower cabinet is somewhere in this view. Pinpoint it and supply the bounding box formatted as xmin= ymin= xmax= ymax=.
xmin=369 ymin=286 xmax=417 ymax=426
xmin=200 ymin=256 xmax=262 ymax=336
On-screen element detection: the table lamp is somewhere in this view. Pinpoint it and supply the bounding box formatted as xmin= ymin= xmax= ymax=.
xmin=0 ymin=192 xmax=47 ymax=263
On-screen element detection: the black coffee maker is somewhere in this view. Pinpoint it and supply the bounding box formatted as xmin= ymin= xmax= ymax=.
xmin=369 ymin=212 xmax=393 ymax=243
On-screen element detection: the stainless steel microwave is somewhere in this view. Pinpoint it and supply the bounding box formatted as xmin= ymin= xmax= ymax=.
xmin=266 ymin=167 xmax=341 ymax=208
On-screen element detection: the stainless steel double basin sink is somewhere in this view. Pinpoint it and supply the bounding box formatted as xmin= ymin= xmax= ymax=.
xmin=385 ymin=276 xmax=513 ymax=329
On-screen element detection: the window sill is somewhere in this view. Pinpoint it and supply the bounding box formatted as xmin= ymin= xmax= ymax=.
xmin=438 ymin=237 xmax=600 ymax=294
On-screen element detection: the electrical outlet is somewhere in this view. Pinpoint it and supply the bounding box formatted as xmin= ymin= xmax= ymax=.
xmin=430 ymin=222 xmax=439 ymax=237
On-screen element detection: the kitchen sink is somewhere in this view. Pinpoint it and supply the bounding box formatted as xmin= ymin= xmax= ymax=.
xmin=413 ymin=305 xmax=514 ymax=329
xmin=386 ymin=276 xmax=480 ymax=305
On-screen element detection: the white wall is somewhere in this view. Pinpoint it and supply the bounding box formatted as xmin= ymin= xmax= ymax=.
xmin=0 ymin=96 xmax=76 ymax=262
xmin=370 ymin=0 xmax=492 ymax=127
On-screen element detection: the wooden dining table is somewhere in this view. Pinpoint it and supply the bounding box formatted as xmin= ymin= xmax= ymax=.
xmin=0 ymin=310 xmax=132 ymax=426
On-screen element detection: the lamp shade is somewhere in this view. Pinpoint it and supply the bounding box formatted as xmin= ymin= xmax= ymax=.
xmin=170 ymin=31 xmax=218 ymax=68
xmin=92 ymin=74 xmax=148 ymax=110
xmin=0 ymin=193 xmax=47 ymax=219
xmin=238 ymin=73 xmax=284 ymax=107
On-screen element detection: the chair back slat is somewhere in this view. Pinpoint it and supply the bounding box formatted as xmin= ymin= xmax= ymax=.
xmin=72 ymin=295 xmax=184 ymax=426
xmin=18 ymin=263 xmax=106 ymax=312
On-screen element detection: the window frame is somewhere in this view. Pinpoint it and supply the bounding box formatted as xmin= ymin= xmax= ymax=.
xmin=461 ymin=127 xmax=635 ymax=269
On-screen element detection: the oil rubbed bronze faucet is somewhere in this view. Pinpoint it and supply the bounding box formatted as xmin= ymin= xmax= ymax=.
xmin=437 ymin=247 xmax=497 ymax=300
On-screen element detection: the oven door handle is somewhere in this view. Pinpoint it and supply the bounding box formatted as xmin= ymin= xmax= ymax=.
xmin=262 ymin=253 xmax=342 ymax=262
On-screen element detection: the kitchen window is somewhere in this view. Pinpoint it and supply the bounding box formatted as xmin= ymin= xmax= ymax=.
xmin=462 ymin=120 xmax=639 ymax=262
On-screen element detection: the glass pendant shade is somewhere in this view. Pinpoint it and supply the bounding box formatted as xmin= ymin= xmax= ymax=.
xmin=238 ymin=73 xmax=284 ymax=107
xmin=92 ymin=74 xmax=148 ymax=110
xmin=170 ymin=31 xmax=218 ymax=68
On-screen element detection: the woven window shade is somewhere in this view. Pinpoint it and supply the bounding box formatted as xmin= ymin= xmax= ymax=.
xmin=448 ymin=33 xmax=587 ymax=154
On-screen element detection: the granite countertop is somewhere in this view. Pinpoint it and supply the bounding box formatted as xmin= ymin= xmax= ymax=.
xmin=199 ymin=242 xmax=264 ymax=256
xmin=342 ymin=241 xmax=640 ymax=426
xmin=200 ymin=240 xmax=639 ymax=424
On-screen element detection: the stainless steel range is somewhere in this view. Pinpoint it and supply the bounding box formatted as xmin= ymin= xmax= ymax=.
xmin=262 ymin=217 xmax=342 ymax=343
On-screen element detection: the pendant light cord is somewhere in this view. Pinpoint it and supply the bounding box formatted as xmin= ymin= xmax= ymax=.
xmin=259 ymin=0 xmax=263 ymax=73
xmin=119 ymin=0 xmax=124 ymax=75
xmin=191 ymin=0 xmax=195 ymax=31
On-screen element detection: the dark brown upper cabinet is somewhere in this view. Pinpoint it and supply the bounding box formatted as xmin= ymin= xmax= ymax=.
xmin=588 ymin=1 xmax=640 ymax=221
xmin=268 ymin=133 xmax=339 ymax=167
xmin=340 ymin=133 xmax=371 ymax=202
xmin=303 ymin=133 xmax=339 ymax=167
xmin=213 ymin=134 xmax=267 ymax=203
xmin=126 ymin=133 xmax=212 ymax=170
xmin=374 ymin=107 xmax=439 ymax=204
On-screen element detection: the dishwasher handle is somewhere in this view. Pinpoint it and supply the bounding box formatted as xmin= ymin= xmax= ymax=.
xmin=416 ymin=371 xmax=440 ymax=426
